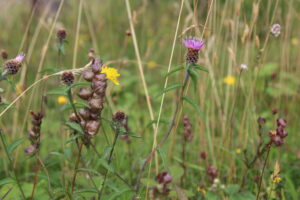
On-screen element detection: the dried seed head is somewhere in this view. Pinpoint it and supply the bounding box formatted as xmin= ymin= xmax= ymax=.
xmin=1 ymin=49 xmax=8 ymax=60
xmin=86 ymin=120 xmax=100 ymax=135
xmin=57 ymin=28 xmax=67 ymax=41
xmin=82 ymin=69 xmax=95 ymax=82
xmin=61 ymin=71 xmax=74 ymax=86
xmin=78 ymin=87 xmax=93 ymax=100
xmin=257 ymin=117 xmax=266 ymax=125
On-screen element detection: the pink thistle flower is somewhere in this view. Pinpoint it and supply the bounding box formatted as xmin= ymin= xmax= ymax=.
xmin=183 ymin=37 xmax=205 ymax=50
xmin=15 ymin=53 xmax=26 ymax=63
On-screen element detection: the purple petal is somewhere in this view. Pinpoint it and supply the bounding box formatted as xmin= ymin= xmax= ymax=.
xmin=15 ymin=53 xmax=25 ymax=63
xmin=183 ymin=37 xmax=205 ymax=50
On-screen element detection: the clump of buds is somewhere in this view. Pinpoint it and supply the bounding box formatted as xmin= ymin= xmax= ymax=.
xmin=1 ymin=49 xmax=8 ymax=60
xmin=206 ymin=165 xmax=218 ymax=181
xmin=61 ymin=71 xmax=74 ymax=86
xmin=24 ymin=111 xmax=44 ymax=156
xmin=150 ymin=171 xmax=173 ymax=199
xmin=3 ymin=53 xmax=25 ymax=75
xmin=182 ymin=114 xmax=193 ymax=142
xmin=69 ymin=58 xmax=106 ymax=137
xmin=269 ymin=118 xmax=288 ymax=146
xmin=113 ymin=111 xmax=131 ymax=143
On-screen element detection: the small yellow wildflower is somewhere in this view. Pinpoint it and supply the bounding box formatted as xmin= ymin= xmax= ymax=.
xmin=57 ymin=96 xmax=67 ymax=104
xmin=236 ymin=148 xmax=242 ymax=154
xmin=291 ymin=38 xmax=299 ymax=46
xmin=101 ymin=66 xmax=120 ymax=85
xmin=197 ymin=187 xmax=206 ymax=195
xmin=273 ymin=176 xmax=281 ymax=183
xmin=147 ymin=61 xmax=158 ymax=69
xmin=223 ymin=76 xmax=236 ymax=85
xmin=16 ymin=83 xmax=24 ymax=95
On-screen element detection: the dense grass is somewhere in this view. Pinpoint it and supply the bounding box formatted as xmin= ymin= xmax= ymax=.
xmin=0 ymin=0 xmax=299 ymax=199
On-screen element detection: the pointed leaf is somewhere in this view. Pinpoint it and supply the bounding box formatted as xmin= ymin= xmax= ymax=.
xmin=164 ymin=66 xmax=184 ymax=77
xmin=46 ymin=86 xmax=68 ymax=96
xmin=193 ymin=64 xmax=208 ymax=72
xmin=158 ymin=147 xmax=168 ymax=170
xmin=182 ymin=96 xmax=202 ymax=116
xmin=188 ymin=68 xmax=199 ymax=91
xmin=155 ymin=83 xmax=182 ymax=98
xmin=8 ymin=137 xmax=27 ymax=156
xmin=65 ymin=122 xmax=84 ymax=134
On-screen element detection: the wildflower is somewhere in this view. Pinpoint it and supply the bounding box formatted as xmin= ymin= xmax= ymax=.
xmin=291 ymin=38 xmax=299 ymax=46
xmin=57 ymin=96 xmax=67 ymax=104
xmin=147 ymin=61 xmax=157 ymax=69
xmin=61 ymin=71 xmax=74 ymax=86
xmin=57 ymin=28 xmax=67 ymax=42
xmin=235 ymin=148 xmax=242 ymax=154
xmin=182 ymin=114 xmax=193 ymax=142
xmin=273 ymin=176 xmax=281 ymax=183
xmin=16 ymin=83 xmax=23 ymax=95
xmin=183 ymin=37 xmax=204 ymax=64
xmin=223 ymin=76 xmax=236 ymax=85
xmin=113 ymin=110 xmax=126 ymax=125
xmin=269 ymin=117 xmax=288 ymax=147
xmin=270 ymin=24 xmax=281 ymax=37
xmin=207 ymin=165 xmax=218 ymax=181
xmin=1 ymin=49 xmax=8 ymax=60
xmin=4 ymin=53 xmax=25 ymax=75
xmin=240 ymin=64 xmax=248 ymax=71
xmin=197 ymin=187 xmax=206 ymax=195
xmin=101 ymin=66 xmax=120 ymax=85
xmin=88 ymin=48 xmax=95 ymax=60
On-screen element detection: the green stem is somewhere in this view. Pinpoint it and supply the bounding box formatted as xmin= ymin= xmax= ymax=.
xmin=98 ymin=129 xmax=119 ymax=199
xmin=0 ymin=130 xmax=26 ymax=199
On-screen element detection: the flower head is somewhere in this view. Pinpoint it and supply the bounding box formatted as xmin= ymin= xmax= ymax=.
xmin=184 ymin=37 xmax=205 ymax=50
xmin=270 ymin=24 xmax=281 ymax=37
xmin=61 ymin=71 xmax=74 ymax=86
xmin=240 ymin=64 xmax=248 ymax=71
xmin=15 ymin=53 xmax=25 ymax=63
xmin=273 ymin=176 xmax=281 ymax=183
xmin=235 ymin=148 xmax=242 ymax=154
xmin=101 ymin=66 xmax=120 ymax=85
xmin=223 ymin=76 xmax=236 ymax=85
xmin=4 ymin=53 xmax=26 ymax=75
xmin=57 ymin=96 xmax=68 ymax=104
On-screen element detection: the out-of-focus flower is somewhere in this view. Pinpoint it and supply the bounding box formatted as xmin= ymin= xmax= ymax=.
xmin=291 ymin=38 xmax=299 ymax=46
xmin=4 ymin=53 xmax=25 ymax=75
xmin=1 ymin=49 xmax=8 ymax=60
xmin=16 ymin=83 xmax=23 ymax=95
xmin=270 ymin=24 xmax=281 ymax=37
xmin=273 ymin=176 xmax=281 ymax=183
xmin=61 ymin=71 xmax=74 ymax=86
xmin=197 ymin=187 xmax=206 ymax=195
xmin=147 ymin=61 xmax=158 ymax=69
xmin=240 ymin=64 xmax=248 ymax=71
xmin=57 ymin=96 xmax=67 ymax=104
xmin=101 ymin=66 xmax=120 ymax=85
xmin=235 ymin=148 xmax=242 ymax=154
xmin=223 ymin=76 xmax=236 ymax=85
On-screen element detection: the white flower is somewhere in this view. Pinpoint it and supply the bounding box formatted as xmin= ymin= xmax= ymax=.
xmin=213 ymin=178 xmax=220 ymax=184
xmin=240 ymin=64 xmax=248 ymax=70
xmin=270 ymin=24 xmax=281 ymax=37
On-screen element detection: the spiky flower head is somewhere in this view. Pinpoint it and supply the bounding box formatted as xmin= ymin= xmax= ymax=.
xmin=61 ymin=71 xmax=74 ymax=86
xmin=183 ymin=37 xmax=204 ymax=64
xmin=4 ymin=53 xmax=25 ymax=75
xmin=270 ymin=24 xmax=281 ymax=37
xmin=101 ymin=66 xmax=120 ymax=85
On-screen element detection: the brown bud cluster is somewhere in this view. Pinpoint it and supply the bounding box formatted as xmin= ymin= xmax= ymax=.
xmin=61 ymin=71 xmax=74 ymax=86
xmin=269 ymin=118 xmax=288 ymax=146
xmin=206 ymin=165 xmax=218 ymax=181
xmin=113 ymin=111 xmax=131 ymax=144
xmin=25 ymin=111 xmax=44 ymax=156
xmin=150 ymin=171 xmax=173 ymax=198
xmin=69 ymin=58 xmax=106 ymax=137
xmin=182 ymin=114 xmax=193 ymax=142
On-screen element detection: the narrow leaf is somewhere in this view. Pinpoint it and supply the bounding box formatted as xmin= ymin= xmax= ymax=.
xmin=46 ymin=87 xmax=68 ymax=96
xmin=158 ymin=147 xmax=169 ymax=170
xmin=155 ymin=83 xmax=182 ymax=98
xmin=65 ymin=122 xmax=84 ymax=134
xmin=182 ymin=96 xmax=202 ymax=116
xmin=193 ymin=64 xmax=208 ymax=73
xmin=188 ymin=68 xmax=199 ymax=91
xmin=8 ymin=137 xmax=27 ymax=156
xmin=164 ymin=66 xmax=184 ymax=77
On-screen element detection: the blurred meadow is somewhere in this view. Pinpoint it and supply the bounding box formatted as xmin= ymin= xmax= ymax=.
xmin=0 ymin=0 xmax=300 ymax=199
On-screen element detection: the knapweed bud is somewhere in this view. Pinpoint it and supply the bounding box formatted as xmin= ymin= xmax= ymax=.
xmin=91 ymin=58 xmax=103 ymax=73
xmin=113 ymin=110 xmax=126 ymax=125
xmin=24 ymin=145 xmax=36 ymax=156
xmin=57 ymin=28 xmax=67 ymax=42
xmin=88 ymin=98 xmax=104 ymax=112
xmin=79 ymin=108 xmax=91 ymax=121
xmin=1 ymin=49 xmax=8 ymax=60
xmin=183 ymin=37 xmax=204 ymax=65
xmin=257 ymin=117 xmax=266 ymax=125
xmin=86 ymin=120 xmax=100 ymax=135
xmin=207 ymin=165 xmax=218 ymax=180
xmin=272 ymin=108 xmax=278 ymax=115
xmin=270 ymin=24 xmax=281 ymax=37
xmin=77 ymin=87 xmax=93 ymax=100
xmin=277 ymin=118 xmax=287 ymax=128
xmin=88 ymin=49 xmax=95 ymax=60
xmin=4 ymin=53 xmax=25 ymax=75
xmin=61 ymin=71 xmax=74 ymax=86
xmin=272 ymin=135 xmax=283 ymax=146
xmin=200 ymin=151 xmax=207 ymax=160
xmin=82 ymin=69 xmax=94 ymax=82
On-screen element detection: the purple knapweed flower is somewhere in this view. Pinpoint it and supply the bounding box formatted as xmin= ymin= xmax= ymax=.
xmin=4 ymin=53 xmax=26 ymax=75
xmin=183 ymin=37 xmax=204 ymax=64
xmin=184 ymin=37 xmax=205 ymax=50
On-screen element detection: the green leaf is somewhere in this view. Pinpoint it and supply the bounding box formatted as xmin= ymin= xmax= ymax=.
xmin=118 ymin=130 xmax=141 ymax=138
xmin=73 ymin=188 xmax=98 ymax=194
xmin=68 ymin=82 xmax=91 ymax=89
xmin=61 ymin=101 xmax=89 ymax=111
xmin=193 ymin=64 xmax=208 ymax=72
xmin=170 ymin=165 xmax=184 ymax=181
xmin=182 ymin=96 xmax=202 ymax=116
xmin=188 ymin=68 xmax=199 ymax=91
xmin=157 ymin=147 xmax=168 ymax=170
xmin=98 ymin=159 xmax=114 ymax=173
xmin=76 ymin=168 xmax=101 ymax=176
xmin=164 ymin=66 xmax=184 ymax=77
xmin=258 ymin=63 xmax=278 ymax=77
xmin=146 ymin=118 xmax=169 ymax=128
xmin=225 ymin=184 xmax=239 ymax=195
xmin=65 ymin=122 xmax=84 ymax=134
xmin=8 ymin=137 xmax=26 ymax=156
xmin=155 ymin=83 xmax=182 ymax=98
xmin=46 ymin=86 xmax=68 ymax=96
xmin=0 ymin=178 xmax=15 ymax=187
xmin=107 ymin=188 xmax=131 ymax=200
xmin=65 ymin=134 xmax=81 ymax=144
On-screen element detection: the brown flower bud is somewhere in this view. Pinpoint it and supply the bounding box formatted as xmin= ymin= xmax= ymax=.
xmin=86 ymin=120 xmax=100 ymax=135
xmin=88 ymin=98 xmax=104 ymax=112
xmin=91 ymin=58 xmax=103 ymax=73
xmin=79 ymin=108 xmax=91 ymax=121
xmin=82 ymin=69 xmax=94 ymax=82
xmin=94 ymin=73 xmax=107 ymax=81
xmin=272 ymin=135 xmax=283 ymax=146
xmin=57 ymin=28 xmax=67 ymax=41
xmin=113 ymin=111 xmax=126 ymax=124
xmin=1 ymin=49 xmax=8 ymax=60
xmin=77 ymin=87 xmax=93 ymax=100
xmin=61 ymin=71 xmax=74 ymax=86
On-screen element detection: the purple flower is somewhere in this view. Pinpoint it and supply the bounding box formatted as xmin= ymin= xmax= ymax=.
xmin=15 ymin=53 xmax=25 ymax=63
xmin=183 ymin=37 xmax=205 ymax=50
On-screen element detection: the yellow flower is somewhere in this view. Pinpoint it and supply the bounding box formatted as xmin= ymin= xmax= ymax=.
xmin=147 ymin=61 xmax=158 ymax=69
xmin=57 ymin=96 xmax=68 ymax=104
xmin=197 ymin=187 xmax=206 ymax=195
xmin=273 ymin=176 xmax=281 ymax=183
xmin=101 ymin=66 xmax=120 ymax=85
xmin=291 ymin=38 xmax=299 ymax=46
xmin=235 ymin=148 xmax=242 ymax=154
xmin=16 ymin=83 xmax=24 ymax=95
xmin=223 ymin=76 xmax=236 ymax=85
